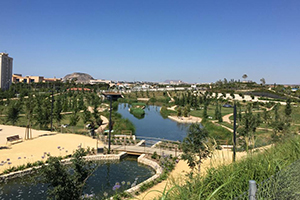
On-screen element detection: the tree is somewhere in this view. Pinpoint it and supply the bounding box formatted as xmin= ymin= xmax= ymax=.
xmin=181 ymin=123 xmax=213 ymax=173
xmin=274 ymin=104 xmax=279 ymax=121
xmin=230 ymin=92 xmax=235 ymax=99
xmin=53 ymin=96 xmax=63 ymax=126
xmin=271 ymin=100 xmax=292 ymax=141
xmin=242 ymin=74 xmax=248 ymax=81
xmin=285 ymin=98 xmax=292 ymax=118
xmin=82 ymin=106 xmax=92 ymax=125
xmin=34 ymin=94 xmax=52 ymax=129
xmin=203 ymin=102 xmax=208 ymax=120
xmin=62 ymin=94 xmax=69 ymax=112
xmin=77 ymin=94 xmax=85 ymax=110
xmin=237 ymin=104 xmax=259 ymax=152
xmin=260 ymin=78 xmax=266 ymax=85
xmin=41 ymin=148 xmax=96 ymax=200
xmin=183 ymin=105 xmax=190 ymax=117
xmin=24 ymin=94 xmax=35 ymax=139
xmin=177 ymin=107 xmax=182 ymax=117
xmin=214 ymin=102 xmax=220 ymax=120
xmin=262 ymin=109 xmax=269 ymax=124
xmin=6 ymin=101 xmax=22 ymax=125
xmin=69 ymin=112 xmax=80 ymax=127
xmin=24 ymin=94 xmax=35 ymax=121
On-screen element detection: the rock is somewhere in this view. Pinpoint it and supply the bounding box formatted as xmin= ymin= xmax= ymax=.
xmin=62 ymin=72 xmax=94 ymax=84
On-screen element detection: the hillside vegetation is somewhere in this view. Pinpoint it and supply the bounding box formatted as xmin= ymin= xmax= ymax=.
xmin=163 ymin=136 xmax=300 ymax=199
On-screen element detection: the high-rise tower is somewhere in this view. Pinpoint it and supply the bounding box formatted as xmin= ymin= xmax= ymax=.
xmin=0 ymin=53 xmax=13 ymax=90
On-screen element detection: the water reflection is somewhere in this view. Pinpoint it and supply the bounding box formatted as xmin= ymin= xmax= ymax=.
xmin=0 ymin=158 xmax=154 ymax=200
xmin=118 ymin=103 xmax=189 ymax=141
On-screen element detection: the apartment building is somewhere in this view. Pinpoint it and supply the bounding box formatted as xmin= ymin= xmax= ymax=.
xmin=12 ymin=74 xmax=61 ymax=83
xmin=0 ymin=53 xmax=13 ymax=90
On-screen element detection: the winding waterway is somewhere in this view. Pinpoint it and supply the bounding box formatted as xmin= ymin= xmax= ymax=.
xmin=117 ymin=104 xmax=189 ymax=141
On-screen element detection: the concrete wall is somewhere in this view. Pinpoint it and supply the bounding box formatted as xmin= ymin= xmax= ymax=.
xmin=126 ymin=154 xmax=163 ymax=194
xmin=0 ymin=152 xmax=163 ymax=198
xmin=0 ymin=152 xmax=127 ymax=181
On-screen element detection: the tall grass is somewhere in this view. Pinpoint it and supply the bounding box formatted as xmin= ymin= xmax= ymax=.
xmin=159 ymin=136 xmax=300 ymax=200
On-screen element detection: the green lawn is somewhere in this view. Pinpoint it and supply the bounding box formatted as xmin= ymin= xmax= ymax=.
xmin=190 ymin=105 xmax=234 ymax=119
xmin=202 ymin=121 xmax=233 ymax=144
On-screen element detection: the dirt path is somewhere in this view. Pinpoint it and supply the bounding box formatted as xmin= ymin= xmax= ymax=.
xmin=167 ymin=91 xmax=175 ymax=103
xmin=222 ymin=105 xmax=275 ymax=124
xmin=96 ymin=115 xmax=109 ymax=133
xmin=211 ymin=121 xmax=234 ymax=132
xmin=167 ymin=105 xmax=177 ymax=111
xmin=222 ymin=113 xmax=233 ymax=124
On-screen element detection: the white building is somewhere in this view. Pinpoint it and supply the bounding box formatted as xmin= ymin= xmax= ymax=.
xmin=0 ymin=53 xmax=13 ymax=90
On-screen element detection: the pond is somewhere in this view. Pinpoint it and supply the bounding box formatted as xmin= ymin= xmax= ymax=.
xmin=118 ymin=104 xmax=190 ymax=141
xmin=0 ymin=156 xmax=155 ymax=200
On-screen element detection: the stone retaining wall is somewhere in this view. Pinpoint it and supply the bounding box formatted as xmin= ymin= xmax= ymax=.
xmin=126 ymin=154 xmax=163 ymax=194
xmin=0 ymin=152 xmax=163 ymax=198
xmin=136 ymin=140 xmax=145 ymax=146
xmin=0 ymin=152 xmax=127 ymax=182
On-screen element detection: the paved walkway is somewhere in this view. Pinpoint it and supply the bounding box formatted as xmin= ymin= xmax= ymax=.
xmin=110 ymin=145 xmax=181 ymax=157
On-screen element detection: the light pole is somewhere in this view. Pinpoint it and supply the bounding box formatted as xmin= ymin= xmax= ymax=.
xmin=108 ymin=95 xmax=112 ymax=154
xmin=50 ymin=84 xmax=55 ymax=132
xmin=233 ymin=103 xmax=237 ymax=162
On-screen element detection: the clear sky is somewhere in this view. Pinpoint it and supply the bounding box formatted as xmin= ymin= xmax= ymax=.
xmin=0 ymin=0 xmax=299 ymax=84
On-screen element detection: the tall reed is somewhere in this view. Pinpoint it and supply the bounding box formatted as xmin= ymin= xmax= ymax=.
xmin=158 ymin=136 xmax=300 ymax=200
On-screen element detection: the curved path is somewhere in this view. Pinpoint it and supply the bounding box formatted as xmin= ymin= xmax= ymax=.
xmin=222 ymin=105 xmax=275 ymax=124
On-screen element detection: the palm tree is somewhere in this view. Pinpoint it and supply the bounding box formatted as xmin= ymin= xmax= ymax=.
xmin=260 ymin=78 xmax=266 ymax=85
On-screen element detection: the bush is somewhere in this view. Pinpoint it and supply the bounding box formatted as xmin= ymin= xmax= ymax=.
xmin=151 ymin=151 xmax=158 ymax=159
xmin=130 ymin=107 xmax=145 ymax=119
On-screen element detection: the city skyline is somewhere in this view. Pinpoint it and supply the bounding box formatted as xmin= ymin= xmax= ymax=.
xmin=1 ymin=0 xmax=299 ymax=84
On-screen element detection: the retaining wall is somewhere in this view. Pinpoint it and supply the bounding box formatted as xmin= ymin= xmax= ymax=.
xmin=0 ymin=152 xmax=127 ymax=181
xmin=0 ymin=152 xmax=163 ymax=198
xmin=126 ymin=154 xmax=163 ymax=194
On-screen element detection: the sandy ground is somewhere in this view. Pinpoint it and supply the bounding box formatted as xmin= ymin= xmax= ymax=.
xmin=137 ymin=98 xmax=150 ymax=101
xmin=168 ymin=116 xmax=202 ymax=124
xmin=135 ymin=149 xmax=248 ymax=200
xmin=0 ymin=126 xmax=102 ymax=173
xmin=0 ymin=125 xmax=55 ymax=146
xmin=167 ymin=105 xmax=177 ymax=111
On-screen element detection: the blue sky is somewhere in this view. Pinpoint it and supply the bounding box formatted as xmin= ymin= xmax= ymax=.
xmin=0 ymin=0 xmax=299 ymax=84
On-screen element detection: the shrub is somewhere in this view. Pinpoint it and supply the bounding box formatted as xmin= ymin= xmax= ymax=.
xmin=130 ymin=107 xmax=145 ymax=119
xmin=151 ymin=151 xmax=158 ymax=160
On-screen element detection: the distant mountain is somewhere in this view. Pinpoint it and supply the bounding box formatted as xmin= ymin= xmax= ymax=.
xmin=62 ymin=72 xmax=94 ymax=84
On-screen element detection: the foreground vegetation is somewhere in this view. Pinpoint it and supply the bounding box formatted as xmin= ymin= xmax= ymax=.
xmin=161 ymin=136 xmax=300 ymax=199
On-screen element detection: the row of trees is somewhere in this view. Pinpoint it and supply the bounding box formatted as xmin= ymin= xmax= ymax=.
xmin=0 ymin=81 xmax=109 ymax=100
xmin=2 ymin=90 xmax=102 ymax=131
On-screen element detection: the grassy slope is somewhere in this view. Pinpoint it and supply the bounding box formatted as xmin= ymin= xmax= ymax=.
xmin=165 ymin=136 xmax=300 ymax=200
